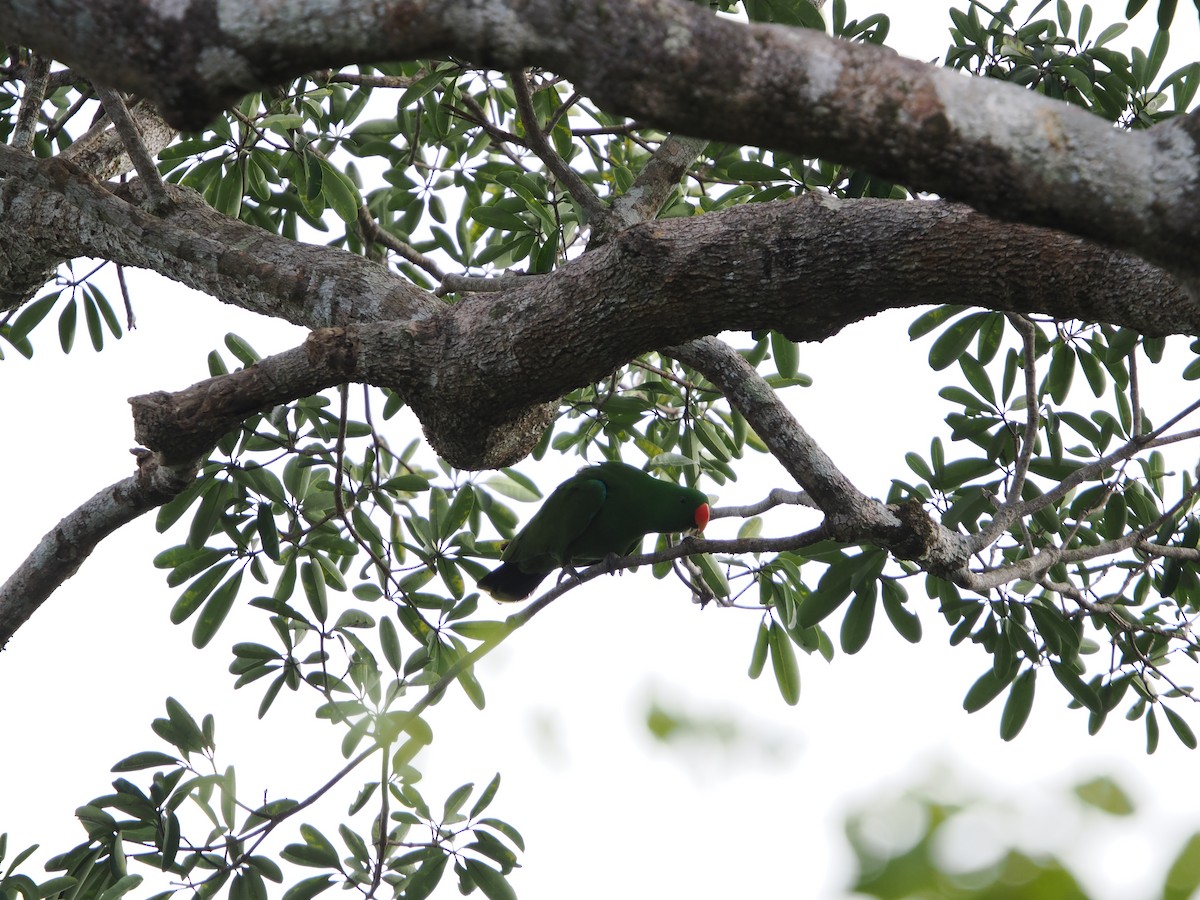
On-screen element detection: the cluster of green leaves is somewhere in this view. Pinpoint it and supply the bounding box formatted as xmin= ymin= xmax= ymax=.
xmin=743 ymin=542 xmax=925 ymax=707
xmin=100 ymin=334 xmax=529 ymax=897
xmin=1 ymin=281 xmax=125 ymax=360
xmin=890 ymin=307 xmax=1200 ymax=748
xmin=946 ymin=0 xmax=1199 ymax=125
xmin=1 ymin=694 xmax=520 ymax=900
xmin=0 ymin=51 xmax=134 ymax=360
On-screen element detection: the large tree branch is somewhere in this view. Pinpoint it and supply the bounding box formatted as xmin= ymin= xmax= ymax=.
xmin=3 ymin=143 xmax=1190 ymax=467
xmin=124 ymin=185 xmax=1200 ymax=471
xmin=4 ymin=0 xmax=1199 ymax=286
xmin=0 ymin=146 xmax=435 ymax=326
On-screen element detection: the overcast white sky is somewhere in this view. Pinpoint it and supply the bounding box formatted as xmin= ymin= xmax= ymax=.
xmin=3 ymin=3 xmax=1200 ymax=899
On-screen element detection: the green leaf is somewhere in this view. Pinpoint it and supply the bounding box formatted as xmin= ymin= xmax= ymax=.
xmin=282 ymin=825 xmax=339 ymax=869
xmin=152 ymin=698 xmax=207 ymax=754
xmin=379 ymin=615 xmax=403 ymax=671
xmin=1049 ymin=661 xmax=1101 ymax=713
xmin=470 ymin=773 xmax=502 ymax=819
xmin=58 ymin=297 xmax=77 ymax=353
xmin=881 ymin=580 xmax=921 ymax=643
xmin=9 ymin=291 xmax=60 ymax=342
xmin=694 ymin=552 xmax=731 ymax=599
xmin=771 ymin=331 xmax=799 ymax=378
xmin=463 ymin=859 xmax=517 ymax=900
xmin=748 ymin=620 xmax=770 ymax=679
xmin=1163 ymin=704 xmax=1197 ymax=749
xmin=192 ymin=569 xmax=244 ymax=648
xmin=443 ymin=782 xmax=475 ymax=822
xmin=301 ymin=560 xmax=328 ymax=623
xmin=170 ymin=561 xmax=235 ymax=625
xmin=400 ymin=851 xmax=449 ymax=900
xmin=1044 ymin=343 xmax=1076 ymax=404
xmin=82 ymin=289 xmax=104 ymax=351
xmin=840 ymin=581 xmax=876 ymax=655
xmin=908 ymin=305 xmax=966 ymax=340
xmin=96 ymin=874 xmax=143 ymax=900
xmin=477 ymin=818 xmax=526 ymax=852
xmin=484 ymin=471 xmax=542 ymax=502
xmin=281 ymin=875 xmax=334 ymax=900
xmin=110 ymin=751 xmax=178 ymax=772
xmin=963 ymin=667 xmax=1012 ymax=713
xmin=1073 ymin=775 xmax=1135 ymax=816
xmin=796 ymin=562 xmax=853 ymax=628
xmin=927 ymin=312 xmax=986 ymax=370
xmin=318 ymin=158 xmax=361 ymax=224
xmin=768 ymin=620 xmax=801 ymax=705
xmin=1000 ymin=667 xmax=1037 ymax=741
xmin=1163 ymin=832 xmax=1200 ymax=900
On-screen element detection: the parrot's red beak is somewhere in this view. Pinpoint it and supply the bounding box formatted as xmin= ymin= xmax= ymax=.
xmin=694 ymin=503 xmax=710 ymax=531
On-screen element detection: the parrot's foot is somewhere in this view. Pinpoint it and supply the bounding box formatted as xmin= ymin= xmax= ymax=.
xmin=601 ymin=552 xmax=624 ymax=575
xmin=556 ymin=567 xmax=585 ymax=589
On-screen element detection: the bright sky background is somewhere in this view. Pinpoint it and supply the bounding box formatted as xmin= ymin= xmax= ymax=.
xmin=3 ymin=2 xmax=1200 ymax=898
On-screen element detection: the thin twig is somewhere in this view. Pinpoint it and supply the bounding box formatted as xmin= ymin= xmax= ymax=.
xmin=324 ymin=71 xmax=417 ymax=89
xmin=508 ymin=69 xmax=608 ymax=224
xmin=115 ymin=262 xmax=136 ymax=329
xmin=44 ymin=85 xmax=94 ymax=143
xmin=976 ymin=314 xmax=1040 ymax=546
xmin=714 ymin=489 xmax=818 ymax=517
xmin=357 ymin=206 xmax=447 ymax=283
xmin=1130 ymin=343 xmax=1143 ymax=437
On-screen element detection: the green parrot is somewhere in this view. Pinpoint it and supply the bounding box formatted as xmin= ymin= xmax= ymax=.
xmin=477 ymin=461 xmax=711 ymax=602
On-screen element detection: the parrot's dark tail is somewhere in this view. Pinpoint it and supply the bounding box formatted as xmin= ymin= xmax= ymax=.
xmin=477 ymin=563 xmax=547 ymax=602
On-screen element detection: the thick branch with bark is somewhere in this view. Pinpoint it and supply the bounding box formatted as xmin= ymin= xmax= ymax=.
xmin=124 ymin=193 xmax=1198 ymax=470
xmin=3 ymin=0 xmax=1199 ymax=285
xmin=2 ymin=141 xmax=1194 ymax=468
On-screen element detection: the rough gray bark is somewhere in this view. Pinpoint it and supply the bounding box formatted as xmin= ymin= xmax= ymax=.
xmin=2 ymin=0 xmax=1198 ymax=286
xmin=1 ymin=139 xmax=1192 ymax=467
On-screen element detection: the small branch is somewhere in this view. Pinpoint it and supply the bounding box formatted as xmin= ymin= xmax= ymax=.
xmin=236 ymin=743 xmax=378 ymax=851
xmin=976 ymin=315 xmax=1041 ymax=546
xmin=1128 ymin=344 xmax=1144 ymax=439
xmin=44 ymin=84 xmax=94 ymax=143
xmin=594 ymin=133 xmax=709 ymax=245
xmin=544 ymin=89 xmax=581 ymax=132
xmin=357 ymin=206 xmax=446 ymax=283
xmin=324 ymin=71 xmax=417 ymax=89
xmin=508 ymin=69 xmax=608 ymax=225
xmin=93 ymin=83 xmax=169 ymax=208
xmin=668 ymin=337 xmax=901 ymax=539
xmin=435 ymin=272 xmax=542 ymax=296
xmin=0 ymin=451 xmax=198 ymax=649
xmin=453 ymin=94 xmax=527 ymax=168
xmin=368 ymin=743 xmax=390 ymax=898
xmin=969 ymin=421 xmax=1200 ymax=556
xmin=11 ymin=51 xmax=50 ymax=151
xmin=507 ymin=524 xmax=833 ymax=625
xmin=116 ymin=262 xmax=136 ymax=329
xmin=714 ymin=488 xmax=817 ymax=518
